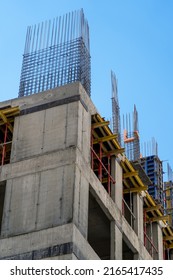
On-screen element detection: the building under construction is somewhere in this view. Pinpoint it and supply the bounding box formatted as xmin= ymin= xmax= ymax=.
xmin=0 ymin=9 xmax=173 ymax=260
xmin=138 ymin=155 xmax=164 ymax=206
xmin=164 ymin=164 xmax=173 ymax=227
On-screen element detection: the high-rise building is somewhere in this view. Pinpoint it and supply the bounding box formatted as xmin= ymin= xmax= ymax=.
xmin=0 ymin=10 xmax=173 ymax=260
xmin=164 ymin=164 xmax=173 ymax=227
xmin=138 ymin=155 xmax=164 ymax=206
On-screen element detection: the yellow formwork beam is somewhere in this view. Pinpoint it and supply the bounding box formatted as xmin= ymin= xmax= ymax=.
xmin=0 ymin=111 xmax=13 ymax=133
xmin=144 ymin=205 xmax=162 ymax=212
xmin=147 ymin=215 xmax=169 ymax=223
xmin=1 ymin=106 xmax=19 ymax=114
xmin=124 ymin=158 xmax=147 ymax=187
xmin=0 ymin=119 xmax=14 ymax=126
xmin=103 ymin=148 xmax=125 ymax=157
xmin=121 ymin=159 xmax=145 ymax=190
xmin=168 ymin=243 xmax=173 ymax=249
xmin=123 ymin=186 xmax=147 ymax=194
xmin=123 ymin=171 xmax=138 ymax=179
xmin=92 ymin=121 xmax=110 ymax=129
xmin=163 ymin=235 xmax=173 ymax=241
xmin=0 ymin=106 xmax=20 ymax=135
xmin=93 ymin=134 xmax=117 ymax=144
xmin=92 ymin=113 xmax=122 ymax=149
xmin=102 ymin=178 xmax=108 ymax=184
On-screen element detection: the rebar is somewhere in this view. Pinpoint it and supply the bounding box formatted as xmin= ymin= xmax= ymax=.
xmin=142 ymin=138 xmax=158 ymax=157
xmin=122 ymin=105 xmax=140 ymax=161
xmin=19 ymin=9 xmax=91 ymax=97
xmin=111 ymin=70 xmax=121 ymax=144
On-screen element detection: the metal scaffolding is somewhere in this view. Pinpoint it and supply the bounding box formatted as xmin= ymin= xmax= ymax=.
xmin=139 ymin=155 xmax=164 ymax=206
xmin=19 ymin=9 xmax=91 ymax=97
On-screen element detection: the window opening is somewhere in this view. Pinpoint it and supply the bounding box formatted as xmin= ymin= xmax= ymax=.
xmin=122 ymin=239 xmax=136 ymax=260
xmin=122 ymin=192 xmax=136 ymax=230
xmin=88 ymin=191 xmax=111 ymax=259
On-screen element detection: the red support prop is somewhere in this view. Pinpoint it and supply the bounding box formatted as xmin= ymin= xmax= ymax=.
xmin=1 ymin=123 xmax=8 ymax=166
xmin=144 ymin=232 xmax=158 ymax=256
xmin=91 ymin=131 xmax=94 ymax=170
xmin=144 ymin=210 xmax=147 ymax=246
xmin=90 ymin=146 xmax=115 ymax=184
xmin=143 ymin=213 xmax=158 ymax=257
xmin=98 ymin=142 xmax=102 ymax=182
xmin=107 ymin=155 xmax=111 ymax=195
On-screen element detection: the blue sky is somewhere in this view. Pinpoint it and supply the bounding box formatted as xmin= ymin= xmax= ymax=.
xmin=0 ymin=0 xmax=173 ymax=177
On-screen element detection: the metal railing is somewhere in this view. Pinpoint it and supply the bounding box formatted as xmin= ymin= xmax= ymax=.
xmin=122 ymin=198 xmax=136 ymax=230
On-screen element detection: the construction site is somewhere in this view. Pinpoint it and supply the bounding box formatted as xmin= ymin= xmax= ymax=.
xmin=0 ymin=9 xmax=173 ymax=260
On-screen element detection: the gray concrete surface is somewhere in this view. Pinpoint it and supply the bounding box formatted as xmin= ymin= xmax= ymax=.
xmin=0 ymin=82 xmax=164 ymax=260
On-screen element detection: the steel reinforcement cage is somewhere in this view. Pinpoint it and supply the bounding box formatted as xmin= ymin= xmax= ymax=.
xmin=18 ymin=9 xmax=91 ymax=97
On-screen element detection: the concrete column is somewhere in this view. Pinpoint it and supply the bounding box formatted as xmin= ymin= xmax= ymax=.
xmin=145 ymin=223 xmax=151 ymax=255
xmin=169 ymin=249 xmax=173 ymax=260
xmin=110 ymin=158 xmax=123 ymax=259
xmin=134 ymin=253 xmax=140 ymax=260
xmin=110 ymin=221 xmax=122 ymax=259
xmin=73 ymin=102 xmax=90 ymax=238
xmin=73 ymin=166 xmax=89 ymax=239
xmin=152 ymin=222 xmax=163 ymax=259
xmin=111 ymin=158 xmax=123 ymax=212
xmin=133 ymin=193 xmax=144 ymax=240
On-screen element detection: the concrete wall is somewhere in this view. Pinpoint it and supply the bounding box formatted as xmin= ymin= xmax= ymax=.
xmin=133 ymin=193 xmax=144 ymax=239
xmin=169 ymin=249 xmax=173 ymax=260
xmin=0 ymin=82 xmax=97 ymax=118
xmin=11 ymin=101 xmax=89 ymax=163
xmin=0 ymin=224 xmax=99 ymax=260
xmin=1 ymin=83 xmax=91 ymax=234
xmin=110 ymin=158 xmax=123 ymax=259
xmin=152 ymin=222 xmax=163 ymax=259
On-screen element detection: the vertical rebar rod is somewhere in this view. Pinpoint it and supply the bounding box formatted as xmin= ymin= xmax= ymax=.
xmin=111 ymin=70 xmax=121 ymax=144
xmin=19 ymin=9 xmax=91 ymax=97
